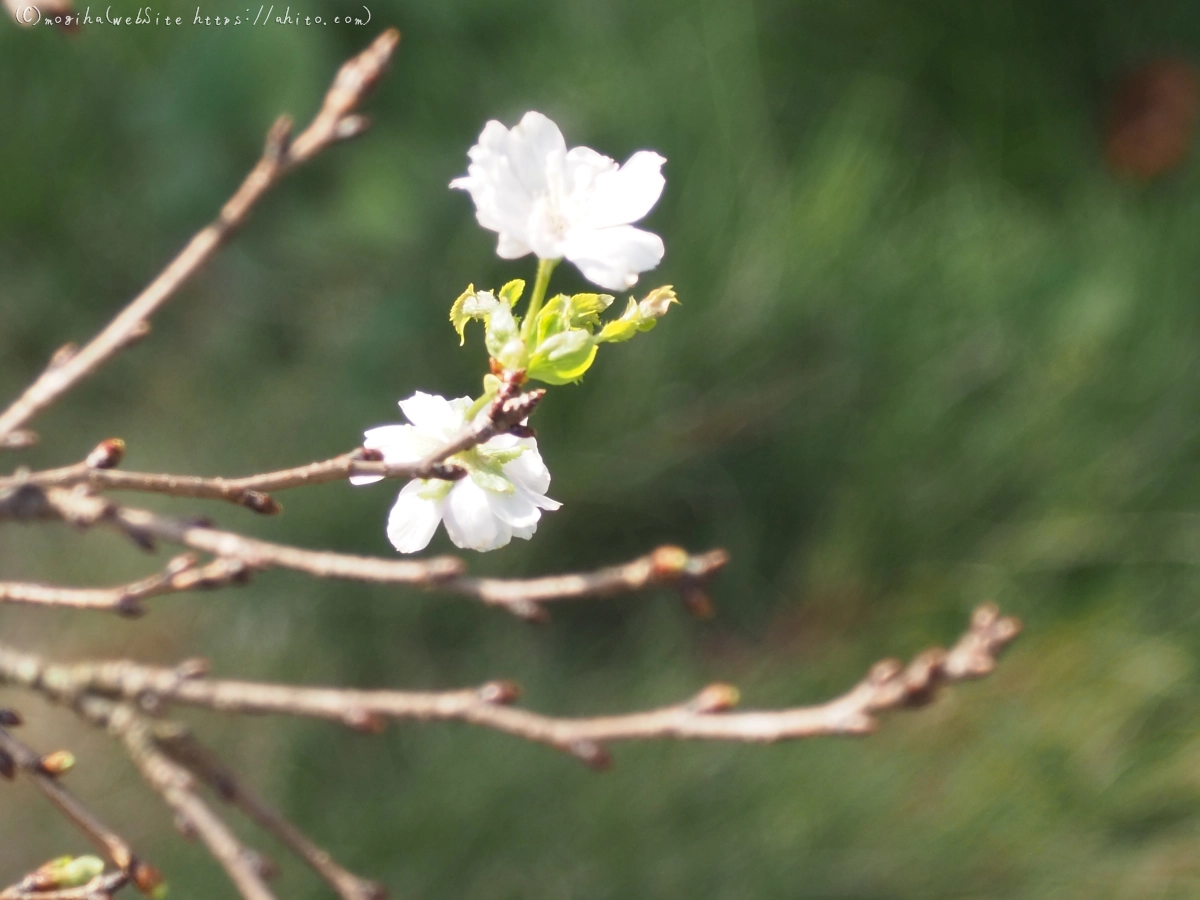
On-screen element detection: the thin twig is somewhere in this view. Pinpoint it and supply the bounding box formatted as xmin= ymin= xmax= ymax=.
xmin=1 ymin=484 xmax=725 ymax=619
xmin=74 ymin=699 xmax=279 ymax=900
xmin=0 ymin=30 xmax=400 ymax=447
xmin=0 ymin=719 xmax=156 ymax=893
xmin=2 ymin=484 xmax=465 ymax=586
xmin=0 ymin=605 xmax=1021 ymax=769
xmin=0 ymin=430 xmax=37 ymax=450
xmin=152 ymin=726 xmax=385 ymax=900
xmin=0 ymin=555 xmax=250 ymax=617
xmin=0 ymin=397 xmax=543 ymax=513
xmin=444 ymin=546 xmax=729 ymax=620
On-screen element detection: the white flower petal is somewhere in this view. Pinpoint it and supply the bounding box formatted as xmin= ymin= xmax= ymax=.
xmin=399 ymin=392 xmax=465 ymax=437
xmin=485 ymin=488 xmax=542 ymax=529
xmin=562 ymin=146 xmax=619 ymax=197
xmin=452 ymin=112 xmax=666 ymax=289
xmin=506 ymin=112 xmax=567 ymax=195
xmin=561 ymin=225 xmax=665 ymax=291
xmin=584 ymin=151 xmax=666 ymax=229
xmin=385 ymin=481 xmax=444 ymax=554
xmin=496 ymin=231 xmax=532 ymax=259
xmin=511 ymin=522 xmax=537 ymax=540
xmin=501 ymin=445 xmax=551 ymax=494
xmin=443 ymin=479 xmax=506 ymax=551
xmin=351 ymin=425 xmax=433 ymax=485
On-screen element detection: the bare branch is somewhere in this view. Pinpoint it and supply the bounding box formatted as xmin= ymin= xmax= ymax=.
xmin=445 ymin=545 xmax=729 ymax=620
xmin=74 ymin=699 xmax=279 ymax=900
xmin=0 ymin=430 xmax=37 ymax=451
xmin=3 ymin=485 xmax=465 ymax=586
xmin=0 ymin=605 xmax=1021 ymax=769
xmin=1 ymin=484 xmax=724 ymax=619
xmin=3 ymin=383 xmax=548 ymax=512
xmin=152 ymin=726 xmax=385 ymax=900
xmin=0 ymin=716 xmax=157 ymax=894
xmin=0 ymin=30 xmax=401 ymax=447
xmin=0 ymin=555 xmax=250 ymax=617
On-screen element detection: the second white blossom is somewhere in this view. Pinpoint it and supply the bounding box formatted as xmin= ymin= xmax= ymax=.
xmin=353 ymin=392 xmax=560 ymax=553
xmin=451 ymin=111 xmax=666 ymax=292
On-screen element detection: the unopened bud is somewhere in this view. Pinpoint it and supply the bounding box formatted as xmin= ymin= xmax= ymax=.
xmin=689 ymin=683 xmax=740 ymax=713
xmin=681 ymin=586 xmax=716 ymax=619
xmin=242 ymin=850 xmax=279 ymax=881
xmin=133 ymin=861 xmax=167 ymax=898
xmin=50 ymin=343 xmax=78 ymax=367
xmin=638 ymin=285 xmax=678 ymax=320
xmin=241 ymin=491 xmax=281 ymax=515
xmin=479 ymin=680 xmax=521 ymax=705
xmin=38 ymin=750 xmax=76 ymax=776
xmin=650 ymin=545 xmax=689 ymax=579
xmin=570 ymin=740 xmax=613 ymax=771
xmin=0 ymin=709 xmax=23 ymax=726
xmin=343 ymin=708 xmax=387 ymax=734
xmin=335 ymin=113 xmax=371 ymax=141
xmin=174 ymin=658 xmax=210 ymax=680
xmin=86 ymin=438 xmax=125 ymax=470
xmin=867 ymin=658 xmax=903 ymax=686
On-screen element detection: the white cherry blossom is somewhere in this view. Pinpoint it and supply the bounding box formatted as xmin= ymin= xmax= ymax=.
xmin=353 ymin=392 xmax=560 ymax=553
xmin=451 ymin=111 xmax=666 ymax=291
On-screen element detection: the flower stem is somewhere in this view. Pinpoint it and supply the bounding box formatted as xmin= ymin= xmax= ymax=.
xmin=520 ymin=257 xmax=558 ymax=342
xmin=464 ymin=388 xmax=495 ymax=422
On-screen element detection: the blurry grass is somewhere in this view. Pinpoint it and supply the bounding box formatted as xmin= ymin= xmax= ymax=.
xmin=7 ymin=0 xmax=1200 ymax=897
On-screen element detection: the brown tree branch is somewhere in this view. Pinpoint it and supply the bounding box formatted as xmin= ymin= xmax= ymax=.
xmin=0 ymin=30 xmax=401 ymax=448
xmin=151 ymin=725 xmax=385 ymax=900
xmin=1 ymin=387 xmax=545 ymax=514
xmin=0 ymin=604 xmax=1021 ymax=769
xmin=74 ymin=699 xmax=279 ymax=900
xmin=2 ymin=484 xmax=465 ymax=585
xmin=0 ymin=483 xmax=726 ymax=619
xmin=0 ymin=715 xmax=157 ymax=896
xmin=0 ymin=555 xmax=250 ymax=617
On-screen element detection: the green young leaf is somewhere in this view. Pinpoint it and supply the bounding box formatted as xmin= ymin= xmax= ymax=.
xmin=498 ymin=279 xmax=526 ymax=306
xmin=49 ymin=856 xmax=106 ymax=888
xmin=450 ymin=284 xmax=476 ymax=346
xmin=533 ymin=294 xmax=571 ymax=346
xmin=597 ymin=297 xmax=643 ymax=343
xmin=567 ymin=292 xmax=614 ymax=329
xmin=450 ymin=285 xmax=502 ymax=346
xmin=527 ymin=329 xmax=598 ymax=385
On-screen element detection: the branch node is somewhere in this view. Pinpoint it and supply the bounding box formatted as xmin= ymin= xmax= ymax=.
xmin=174 ymin=658 xmax=211 ymax=681
xmin=49 ymin=342 xmax=79 ymax=368
xmin=264 ymin=115 xmax=293 ymax=164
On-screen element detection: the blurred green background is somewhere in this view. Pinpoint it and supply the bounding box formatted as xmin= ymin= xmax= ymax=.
xmin=6 ymin=1 xmax=1200 ymax=897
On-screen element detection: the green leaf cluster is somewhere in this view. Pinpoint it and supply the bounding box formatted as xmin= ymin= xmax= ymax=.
xmin=450 ymin=281 xmax=678 ymax=388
